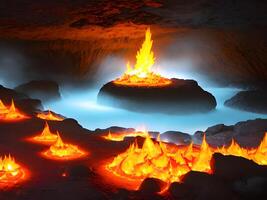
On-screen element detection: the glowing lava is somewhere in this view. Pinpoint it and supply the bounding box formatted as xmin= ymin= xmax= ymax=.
xmin=29 ymin=122 xmax=58 ymax=144
xmin=113 ymin=28 xmax=171 ymax=87
xmin=103 ymin=131 xmax=149 ymax=141
xmin=106 ymin=132 xmax=267 ymax=190
xmin=0 ymin=155 xmax=27 ymax=186
xmin=0 ymin=100 xmax=28 ymax=121
xmin=42 ymin=133 xmax=86 ymax=160
xmin=37 ymin=111 xmax=64 ymax=121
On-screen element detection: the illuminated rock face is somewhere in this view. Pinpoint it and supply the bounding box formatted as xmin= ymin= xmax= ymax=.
xmin=98 ymin=78 xmax=216 ymax=114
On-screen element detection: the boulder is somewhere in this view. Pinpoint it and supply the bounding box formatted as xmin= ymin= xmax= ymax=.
xmin=225 ymin=90 xmax=267 ymax=114
xmin=97 ymin=78 xmax=217 ymax=114
xmin=15 ymin=80 xmax=61 ymax=102
xmin=138 ymin=178 xmax=167 ymax=195
xmin=160 ymin=131 xmax=191 ymax=145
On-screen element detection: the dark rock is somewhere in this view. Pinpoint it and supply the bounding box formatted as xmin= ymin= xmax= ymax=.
xmin=233 ymin=176 xmax=267 ymax=199
xmin=194 ymin=119 xmax=267 ymax=147
xmin=225 ymin=90 xmax=267 ymax=114
xmin=16 ymin=98 xmax=43 ymax=114
xmin=182 ymin=171 xmax=234 ymax=200
xmin=160 ymin=131 xmax=191 ymax=145
xmin=70 ymin=18 xmax=89 ymax=28
xmin=138 ymin=178 xmax=167 ymax=194
xmin=97 ymin=78 xmax=217 ymax=114
xmin=168 ymin=182 xmax=193 ymax=199
xmin=212 ymin=153 xmax=267 ymax=181
xmin=0 ymin=85 xmax=27 ymax=101
xmin=15 ymin=80 xmax=61 ymax=102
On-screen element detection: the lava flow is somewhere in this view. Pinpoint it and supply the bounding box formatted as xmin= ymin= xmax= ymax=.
xmin=37 ymin=110 xmax=64 ymax=121
xmin=103 ymin=131 xmax=148 ymax=141
xmin=106 ymin=132 xmax=267 ymax=190
xmin=113 ymin=28 xmax=171 ymax=87
xmin=41 ymin=133 xmax=87 ymax=160
xmin=0 ymin=100 xmax=28 ymax=121
xmin=0 ymin=155 xmax=27 ymax=186
xmin=28 ymin=122 xmax=58 ymax=144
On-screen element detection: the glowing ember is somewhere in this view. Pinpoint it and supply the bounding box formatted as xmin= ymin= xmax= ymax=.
xmin=103 ymin=131 xmax=149 ymax=141
xmin=29 ymin=122 xmax=58 ymax=144
xmin=0 ymin=155 xmax=26 ymax=186
xmin=37 ymin=111 xmax=64 ymax=121
xmin=113 ymin=28 xmax=171 ymax=87
xmin=0 ymin=100 xmax=8 ymax=114
xmin=106 ymin=132 xmax=267 ymax=190
xmin=0 ymin=100 xmax=28 ymax=121
xmin=42 ymin=133 xmax=86 ymax=160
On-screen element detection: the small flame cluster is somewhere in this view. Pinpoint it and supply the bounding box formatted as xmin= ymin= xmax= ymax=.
xmin=0 ymin=100 xmax=28 ymax=121
xmin=37 ymin=111 xmax=64 ymax=121
xmin=107 ymin=132 xmax=267 ymax=187
xmin=113 ymin=28 xmax=171 ymax=87
xmin=0 ymin=155 xmax=26 ymax=185
xmin=103 ymin=131 xmax=148 ymax=141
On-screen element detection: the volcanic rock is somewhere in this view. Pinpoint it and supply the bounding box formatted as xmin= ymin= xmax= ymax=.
xmin=0 ymin=84 xmax=27 ymax=101
xmin=97 ymin=78 xmax=217 ymax=114
xmin=160 ymin=131 xmax=191 ymax=145
xmin=194 ymin=118 xmax=267 ymax=147
xmin=15 ymin=80 xmax=61 ymax=102
xmin=139 ymin=178 xmax=167 ymax=194
xmin=225 ymin=90 xmax=267 ymax=114
xmin=168 ymin=182 xmax=193 ymax=199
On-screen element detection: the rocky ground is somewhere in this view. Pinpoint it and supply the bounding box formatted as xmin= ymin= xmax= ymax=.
xmin=0 ymin=84 xmax=266 ymax=199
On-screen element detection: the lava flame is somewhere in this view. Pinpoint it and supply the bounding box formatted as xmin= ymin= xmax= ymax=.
xmin=29 ymin=122 xmax=58 ymax=144
xmin=113 ymin=28 xmax=171 ymax=87
xmin=103 ymin=131 xmax=149 ymax=141
xmin=42 ymin=133 xmax=86 ymax=160
xmin=106 ymin=132 xmax=267 ymax=190
xmin=0 ymin=100 xmax=28 ymax=121
xmin=37 ymin=111 xmax=64 ymax=121
xmin=0 ymin=155 xmax=26 ymax=186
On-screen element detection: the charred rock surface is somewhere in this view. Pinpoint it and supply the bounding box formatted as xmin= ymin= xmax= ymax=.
xmin=98 ymin=78 xmax=217 ymax=114
xmin=194 ymin=119 xmax=267 ymax=147
xmin=225 ymin=90 xmax=267 ymax=114
xmin=15 ymin=80 xmax=61 ymax=102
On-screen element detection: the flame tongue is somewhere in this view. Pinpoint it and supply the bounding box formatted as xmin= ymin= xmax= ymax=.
xmin=0 ymin=155 xmax=25 ymax=185
xmin=42 ymin=132 xmax=86 ymax=160
xmin=0 ymin=100 xmax=28 ymax=121
xmin=31 ymin=122 xmax=58 ymax=144
xmin=37 ymin=111 xmax=64 ymax=121
xmin=113 ymin=28 xmax=171 ymax=87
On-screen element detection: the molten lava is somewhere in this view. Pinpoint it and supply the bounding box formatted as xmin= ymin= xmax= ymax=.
xmin=0 ymin=155 xmax=26 ymax=186
xmin=29 ymin=122 xmax=58 ymax=144
xmin=0 ymin=100 xmax=28 ymax=121
xmin=37 ymin=111 xmax=64 ymax=121
xmin=106 ymin=132 xmax=267 ymax=190
xmin=103 ymin=131 xmax=149 ymax=141
xmin=113 ymin=28 xmax=171 ymax=87
xmin=42 ymin=133 xmax=86 ymax=160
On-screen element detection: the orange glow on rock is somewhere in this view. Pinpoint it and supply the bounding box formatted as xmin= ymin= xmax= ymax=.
xmin=113 ymin=28 xmax=171 ymax=87
xmin=37 ymin=111 xmax=64 ymax=121
xmin=103 ymin=131 xmax=149 ymax=141
xmin=0 ymin=100 xmax=28 ymax=121
xmin=41 ymin=133 xmax=87 ymax=160
xmin=29 ymin=122 xmax=58 ymax=144
xmin=106 ymin=132 xmax=267 ymax=191
xmin=0 ymin=155 xmax=27 ymax=186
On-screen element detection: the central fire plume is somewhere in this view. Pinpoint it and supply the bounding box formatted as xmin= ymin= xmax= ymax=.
xmin=29 ymin=122 xmax=58 ymax=144
xmin=42 ymin=133 xmax=86 ymax=160
xmin=0 ymin=155 xmax=26 ymax=186
xmin=107 ymin=132 xmax=267 ymax=190
xmin=0 ymin=100 xmax=28 ymax=121
xmin=113 ymin=28 xmax=171 ymax=87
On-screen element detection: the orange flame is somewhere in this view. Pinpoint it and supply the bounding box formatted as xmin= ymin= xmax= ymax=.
xmin=42 ymin=132 xmax=87 ymax=160
xmin=0 ymin=100 xmax=28 ymax=121
xmin=106 ymin=132 xmax=267 ymax=191
xmin=0 ymin=155 xmax=26 ymax=186
xmin=37 ymin=111 xmax=64 ymax=121
xmin=103 ymin=131 xmax=149 ymax=141
xmin=29 ymin=122 xmax=58 ymax=144
xmin=113 ymin=28 xmax=171 ymax=87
